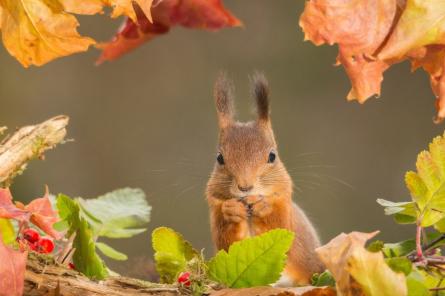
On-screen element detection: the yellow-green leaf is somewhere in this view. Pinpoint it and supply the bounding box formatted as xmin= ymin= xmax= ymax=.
xmin=152 ymin=227 xmax=198 ymax=284
xmin=0 ymin=218 xmax=15 ymax=245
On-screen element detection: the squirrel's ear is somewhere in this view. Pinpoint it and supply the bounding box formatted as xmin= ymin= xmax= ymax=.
xmin=214 ymin=72 xmax=235 ymax=129
xmin=251 ymin=72 xmax=270 ymax=125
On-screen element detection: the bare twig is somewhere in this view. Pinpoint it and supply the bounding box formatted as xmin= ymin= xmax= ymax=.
xmin=0 ymin=115 xmax=69 ymax=187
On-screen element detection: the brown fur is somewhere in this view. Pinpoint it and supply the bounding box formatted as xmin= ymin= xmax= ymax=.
xmin=206 ymin=73 xmax=324 ymax=285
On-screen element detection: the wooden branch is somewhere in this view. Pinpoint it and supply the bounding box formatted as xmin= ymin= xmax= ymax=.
xmin=25 ymin=254 xmax=335 ymax=296
xmin=0 ymin=116 xmax=69 ymax=187
xmin=25 ymin=254 xmax=180 ymax=296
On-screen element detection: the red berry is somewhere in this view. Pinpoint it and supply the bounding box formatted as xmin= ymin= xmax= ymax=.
xmin=23 ymin=229 xmax=40 ymax=243
xmin=36 ymin=237 xmax=54 ymax=254
xmin=29 ymin=242 xmax=39 ymax=251
xmin=68 ymin=263 xmax=76 ymax=270
xmin=177 ymin=272 xmax=191 ymax=287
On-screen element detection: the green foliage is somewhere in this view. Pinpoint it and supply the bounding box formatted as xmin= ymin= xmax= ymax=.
xmin=56 ymin=188 xmax=150 ymax=280
xmin=57 ymin=194 xmax=108 ymax=280
xmin=378 ymin=133 xmax=445 ymax=229
xmin=0 ymin=218 xmax=15 ymax=245
xmin=207 ymin=229 xmax=294 ymax=288
xmin=77 ymin=188 xmax=151 ymax=238
xmin=406 ymin=269 xmax=430 ymax=296
xmin=385 ymin=257 xmax=412 ymax=276
xmin=96 ymin=242 xmax=128 ymax=261
xmin=311 ymin=270 xmax=335 ymax=287
xmin=152 ymin=227 xmax=198 ymax=284
xmin=72 ymin=218 xmax=108 ymax=279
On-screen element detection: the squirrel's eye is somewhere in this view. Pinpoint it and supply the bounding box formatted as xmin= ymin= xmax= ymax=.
xmin=217 ymin=153 xmax=225 ymax=165
xmin=268 ymin=151 xmax=276 ymax=163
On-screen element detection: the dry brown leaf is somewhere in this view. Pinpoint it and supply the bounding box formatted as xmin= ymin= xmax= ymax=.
xmin=316 ymin=231 xmax=407 ymax=296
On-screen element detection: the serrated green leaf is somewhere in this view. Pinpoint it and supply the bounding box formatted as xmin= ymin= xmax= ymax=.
xmin=0 ymin=218 xmax=15 ymax=245
xmin=152 ymin=227 xmax=198 ymax=284
xmin=208 ymin=229 xmax=294 ymax=288
xmin=311 ymin=270 xmax=335 ymax=287
xmin=385 ymin=257 xmax=412 ymax=276
xmin=77 ymin=188 xmax=150 ymax=238
xmin=377 ymin=133 xmax=445 ymax=229
xmin=96 ymin=242 xmax=128 ymax=261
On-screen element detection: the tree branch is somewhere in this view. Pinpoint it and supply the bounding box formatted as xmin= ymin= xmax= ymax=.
xmin=0 ymin=115 xmax=69 ymax=187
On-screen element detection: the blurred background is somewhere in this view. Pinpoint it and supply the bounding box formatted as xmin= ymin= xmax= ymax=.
xmin=1 ymin=0 xmax=443 ymax=277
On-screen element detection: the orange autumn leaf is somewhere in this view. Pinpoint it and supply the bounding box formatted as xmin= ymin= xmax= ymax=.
xmin=300 ymin=0 xmax=398 ymax=102
xmin=0 ymin=0 xmax=95 ymax=67
xmin=61 ymin=0 xmax=154 ymax=22
xmin=300 ymin=0 xmax=445 ymax=122
xmin=97 ymin=0 xmax=241 ymax=64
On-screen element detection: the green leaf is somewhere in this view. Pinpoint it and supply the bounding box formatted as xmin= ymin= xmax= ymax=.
xmin=311 ymin=270 xmax=335 ymax=287
xmin=77 ymin=188 xmax=151 ymax=238
xmin=406 ymin=134 xmax=445 ymax=227
xmin=376 ymin=199 xmax=417 ymax=224
xmin=72 ymin=218 xmax=108 ymax=280
xmin=382 ymin=239 xmax=416 ymax=258
xmin=56 ymin=194 xmax=108 ymax=280
xmin=406 ymin=269 xmax=430 ymax=296
xmin=385 ymin=257 xmax=412 ymax=276
xmin=152 ymin=227 xmax=198 ymax=284
xmin=367 ymin=240 xmax=384 ymax=252
xmin=0 ymin=218 xmax=15 ymax=245
xmin=57 ymin=193 xmax=81 ymax=229
xmin=208 ymin=229 xmax=294 ymax=288
xmin=96 ymin=242 xmax=128 ymax=261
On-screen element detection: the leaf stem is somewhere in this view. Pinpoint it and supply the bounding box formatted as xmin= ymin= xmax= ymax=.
xmin=416 ymin=222 xmax=423 ymax=260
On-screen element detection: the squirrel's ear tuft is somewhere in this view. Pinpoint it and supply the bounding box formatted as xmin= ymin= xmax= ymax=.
xmin=251 ymin=72 xmax=270 ymax=124
xmin=214 ymin=72 xmax=235 ymax=128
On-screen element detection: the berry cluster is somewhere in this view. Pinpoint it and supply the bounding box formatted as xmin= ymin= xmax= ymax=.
xmin=177 ymin=272 xmax=191 ymax=287
xmin=20 ymin=228 xmax=54 ymax=254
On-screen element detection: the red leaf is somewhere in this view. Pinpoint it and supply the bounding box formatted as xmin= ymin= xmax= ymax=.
xmin=0 ymin=188 xmax=29 ymax=221
xmin=0 ymin=234 xmax=27 ymax=296
xmin=0 ymin=187 xmax=62 ymax=239
xmin=25 ymin=187 xmax=63 ymax=240
xmin=97 ymin=0 xmax=241 ymax=63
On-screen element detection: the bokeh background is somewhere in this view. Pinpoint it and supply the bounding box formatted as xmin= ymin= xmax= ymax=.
xmin=1 ymin=0 xmax=443 ymax=277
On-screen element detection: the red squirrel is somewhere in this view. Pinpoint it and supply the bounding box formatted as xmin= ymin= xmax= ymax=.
xmin=206 ymin=73 xmax=324 ymax=285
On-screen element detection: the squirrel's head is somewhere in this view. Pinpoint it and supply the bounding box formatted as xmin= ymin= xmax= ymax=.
xmin=207 ymin=72 xmax=292 ymax=199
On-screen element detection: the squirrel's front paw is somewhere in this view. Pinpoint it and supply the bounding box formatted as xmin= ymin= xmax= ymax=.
xmin=246 ymin=196 xmax=273 ymax=218
xmin=221 ymin=199 xmax=247 ymax=223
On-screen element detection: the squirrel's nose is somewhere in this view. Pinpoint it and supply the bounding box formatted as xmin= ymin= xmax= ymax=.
xmin=238 ymin=185 xmax=253 ymax=192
